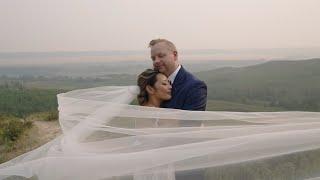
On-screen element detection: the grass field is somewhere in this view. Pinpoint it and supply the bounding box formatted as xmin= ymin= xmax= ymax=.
xmin=206 ymin=100 xmax=285 ymax=112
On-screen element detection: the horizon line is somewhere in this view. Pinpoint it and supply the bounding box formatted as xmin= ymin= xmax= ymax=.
xmin=1 ymin=46 xmax=320 ymax=54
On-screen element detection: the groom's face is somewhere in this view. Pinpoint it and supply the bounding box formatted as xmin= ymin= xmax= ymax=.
xmin=150 ymin=42 xmax=177 ymax=77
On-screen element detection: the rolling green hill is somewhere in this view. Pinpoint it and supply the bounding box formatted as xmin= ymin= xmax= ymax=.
xmin=0 ymin=85 xmax=62 ymax=118
xmin=2 ymin=58 xmax=319 ymax=164
xmin=1 ymin=58 xmax=320 ymax=112
xmin=197 ymin=58 xmax=320 ymax=111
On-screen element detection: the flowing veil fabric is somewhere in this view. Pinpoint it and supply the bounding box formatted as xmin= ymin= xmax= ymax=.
xmin=1 ymin=86 xmax=320 ymax=180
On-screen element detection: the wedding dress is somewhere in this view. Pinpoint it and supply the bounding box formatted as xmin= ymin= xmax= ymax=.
xmin=1 ymin=86 xmax=320 ymax=180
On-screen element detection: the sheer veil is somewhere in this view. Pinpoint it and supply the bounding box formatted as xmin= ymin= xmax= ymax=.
xmin=1 ymin=86 xmax=320 ymax=180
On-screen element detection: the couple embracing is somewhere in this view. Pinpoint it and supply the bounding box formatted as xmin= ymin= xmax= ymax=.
xmin=136 ymin=39 xmax=207 ymax=179
xmin=137 ymin=39 xmax=207 ymax=113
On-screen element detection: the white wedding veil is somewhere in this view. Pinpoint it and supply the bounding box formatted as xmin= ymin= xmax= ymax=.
xmin=1 ymin=86 xmax=320 ymax=180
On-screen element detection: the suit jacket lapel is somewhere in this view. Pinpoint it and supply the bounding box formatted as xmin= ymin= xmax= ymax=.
xmin=161 ymin=66 xmax=186 ymax=108
xmin=172 ymin=66 xmax=186 ymax=95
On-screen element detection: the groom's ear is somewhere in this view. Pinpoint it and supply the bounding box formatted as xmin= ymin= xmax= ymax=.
xmin=146 ymin=85 xmax=155 ymax=95
xmin=173 ymin=51 xmax=178 ymax=61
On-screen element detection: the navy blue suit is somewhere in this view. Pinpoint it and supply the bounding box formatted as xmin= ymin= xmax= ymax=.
xmin=161 ymin=66 xmax=207 ymax=111
xmin=161 ymin=66 xmax=207 ymax=179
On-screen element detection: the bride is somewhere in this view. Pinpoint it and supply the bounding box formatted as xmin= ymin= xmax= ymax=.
xmin=136 ymin=69 xmax=179 ymax=129
xmin=137 ymin=69 xmax=172 ymax=107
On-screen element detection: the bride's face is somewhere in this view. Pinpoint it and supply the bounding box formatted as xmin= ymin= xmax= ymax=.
xmin=153 ymin=73 xmax=172 ymax=100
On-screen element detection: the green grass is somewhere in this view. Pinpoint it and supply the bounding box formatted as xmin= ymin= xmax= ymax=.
xmin=202 ymin=148 xmax=320 ymax=180
xmin=206 ymin=100 xmax=285 ymax=112
xmin=0 ymin=115 xmax=33 ymax=152
xmin=0 ymin=111 xmax=59 ymax=163
xmin=27 ymin=110 xmax=59 ymax=121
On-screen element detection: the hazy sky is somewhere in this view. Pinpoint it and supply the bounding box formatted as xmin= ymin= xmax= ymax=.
xmin=1 ymin=0 xmax=320 ymax=52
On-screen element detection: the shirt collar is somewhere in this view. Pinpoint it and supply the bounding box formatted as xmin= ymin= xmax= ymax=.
xmin=168 ymin=65 xmax=181 ymax=84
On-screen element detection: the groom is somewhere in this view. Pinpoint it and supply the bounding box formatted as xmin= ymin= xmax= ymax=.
xmin=149 ymin=38 xmax=207 ymax=111
xmin=149 ymin=38 xmax=207 ymax=180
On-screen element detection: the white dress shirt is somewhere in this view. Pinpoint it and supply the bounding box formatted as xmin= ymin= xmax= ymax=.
xmin=168 ymin=65 xmax=181 ymax=85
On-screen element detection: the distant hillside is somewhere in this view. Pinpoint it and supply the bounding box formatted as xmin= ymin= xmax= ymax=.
xmin=0 ymin=85 xmax=62 ymax=118
xmin=1 ymin=58 xmax=319 ymax=112
xmin=197 ymin=58 xmax=320 ymax=111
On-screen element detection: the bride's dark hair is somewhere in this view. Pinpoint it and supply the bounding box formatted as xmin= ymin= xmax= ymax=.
xmin=137 ymin=69 xmax=160 ymax=105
